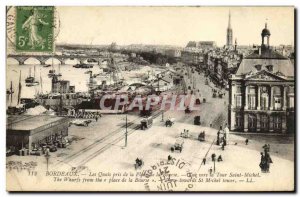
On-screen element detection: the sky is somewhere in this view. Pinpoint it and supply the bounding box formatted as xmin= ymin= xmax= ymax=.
xmin=56 ymin=6 xmax=294 ymax=47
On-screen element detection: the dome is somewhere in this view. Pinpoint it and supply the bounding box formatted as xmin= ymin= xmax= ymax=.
xmin=261 ymin=23 xmax=271 ymax=36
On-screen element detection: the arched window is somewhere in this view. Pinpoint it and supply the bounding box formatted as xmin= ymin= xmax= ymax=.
xmin=248 ymin=114 xmax=257 ymax=131
xmin=260 ymin=114 xmax=269 ymax=131
xmin=273 ymin=115 xmax=282 ymax=131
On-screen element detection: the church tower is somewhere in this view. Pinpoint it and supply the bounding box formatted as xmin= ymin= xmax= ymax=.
xmin=226 ymin=11 xmax=233 ymax=47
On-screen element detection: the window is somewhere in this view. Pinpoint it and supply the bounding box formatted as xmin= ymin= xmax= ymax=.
xmin=248 ymin=86 xmax=256 ymax=94
xmin=274 ymin=97 xmax=282 ymax=110
xmin=235 ymin=95 xmax=242 ymax=107
xmin=248 ymin=86 xmax=256 ymax=110
xmin=261 ymin=114 xmax=269 ymax=130
xmin=235 ymin=114 xmax=243 ymax=128
xmin=248 ymin=114 xmax=257 ymax=130
xmin=274 ymin=116 xmax=282 ymax=130
xmin=289 ymin=97 xmax=294 ymax=108
xmin=236 ymin=86 xmax=241 ymax=93
xmin=249 ymin=95 xmax=256 ymax=110
xmin=261 ymin=93 xmax=269 ymax=110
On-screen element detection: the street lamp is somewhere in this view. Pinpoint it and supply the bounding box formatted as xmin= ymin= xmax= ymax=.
xmin=45 ymin=151 xmax=50 ymax=172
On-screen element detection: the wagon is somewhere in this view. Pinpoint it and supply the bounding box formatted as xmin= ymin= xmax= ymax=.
xmin=198 ymin=131 xmax=205 ymax=142
xmin=171 ymin=138 xmax=184 ymax=153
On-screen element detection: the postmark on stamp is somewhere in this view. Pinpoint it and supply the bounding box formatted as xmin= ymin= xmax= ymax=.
xmin=15 ymin=6 xmax=54 ymax=52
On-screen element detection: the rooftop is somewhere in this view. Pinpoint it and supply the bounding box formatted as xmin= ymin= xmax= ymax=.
xmin=245 ymin=47 xmax=287 ymax=60
xmin=7 ymin=115 xmax=67 ymax=131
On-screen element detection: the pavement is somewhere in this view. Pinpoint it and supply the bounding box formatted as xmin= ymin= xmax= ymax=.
xmin=6 ymin=65 xmax=294 ymax=191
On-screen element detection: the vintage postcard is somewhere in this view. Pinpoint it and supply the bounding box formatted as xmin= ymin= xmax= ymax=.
xmin=6 ymin=6 xmax=295 ymax=191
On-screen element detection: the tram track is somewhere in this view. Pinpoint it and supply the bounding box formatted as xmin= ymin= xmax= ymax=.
xmin=55 ymin=109 xmax=163 ymax=167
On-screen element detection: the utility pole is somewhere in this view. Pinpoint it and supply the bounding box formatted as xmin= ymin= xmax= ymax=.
xmin=125 ymin=113 xmax=128 ymax=147
xmin=213 ymin=159 xmax=216 ymax=173
xmin=124 ymin=104 xmax=128 ymax=147
xmin=45 ymin=151 xmax=50 ymax=172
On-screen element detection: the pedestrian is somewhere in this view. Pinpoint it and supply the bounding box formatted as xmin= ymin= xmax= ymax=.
xmin=222 ymin=143 xmax=225 ymax=151
xmin=245 ymin=139 xmax=249 ymax=145
xmin=209 ymin=167 xmax=213 ymax=175
xmin=211 ymin=153 xmax=216 ymax=162
xmin=217 ymin=155 xmax=223 ymax=162
xmin=202 ymin=158 xmax=206 ymax=165
xmin=95 ymin=116 xmax=98 ymax=122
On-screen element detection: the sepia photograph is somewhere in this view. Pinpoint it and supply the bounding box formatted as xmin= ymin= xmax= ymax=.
xmin=5 ymin=6 xmax=295 ymax=192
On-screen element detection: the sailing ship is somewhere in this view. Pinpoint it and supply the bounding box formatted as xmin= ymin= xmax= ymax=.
xmin=25 ymin=66 xmax=39 ymax=87
xmin=48 ymin=69 xmax=56 ymax=77
xmin=25 ymin=67 xmax=34 ymax=83
xmin=56 ymin=63 xmax=62 ymax=77
xmin=7 ymin=71 xmax=25 ymax=115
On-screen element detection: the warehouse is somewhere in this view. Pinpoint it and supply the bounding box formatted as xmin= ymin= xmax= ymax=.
xmin=6 ymin=115 xmax=69 ymax=153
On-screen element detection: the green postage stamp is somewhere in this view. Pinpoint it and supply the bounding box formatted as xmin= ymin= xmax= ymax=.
xmin=15 ymin=6 xmax=54 ymax=52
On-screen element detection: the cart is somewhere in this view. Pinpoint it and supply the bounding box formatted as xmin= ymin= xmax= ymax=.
xmin=171 ymin=138 xmax=184 ymax=153
xmin=165 ymin=118 xmax=175 ymax=127
xmin=198 ymin=131 xmax=205 ymax=142
xmin=134 ymin=158 xmax=144 ymax=169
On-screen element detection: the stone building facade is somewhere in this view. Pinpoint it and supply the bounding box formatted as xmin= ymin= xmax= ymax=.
xmin=228 ymin=24 xmax=295 ymax=134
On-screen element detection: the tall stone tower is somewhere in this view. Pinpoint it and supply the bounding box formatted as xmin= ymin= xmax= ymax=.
xmin=226 ymin=11 xmax=233 ymax=47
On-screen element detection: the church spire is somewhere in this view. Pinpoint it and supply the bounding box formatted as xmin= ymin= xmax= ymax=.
xmin=226 ymin=10 xmax=233 ymax=47
xmin=228 ymin=10 xmax=231 ymax=29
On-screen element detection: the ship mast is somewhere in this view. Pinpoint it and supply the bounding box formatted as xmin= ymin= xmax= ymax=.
xmin=17 ymin=71 xmax=22 ymax=105
xmin=40 ymin=69 xmax=43 ymax=94
xmin=10 ymin=81 xmax=13 ymax=106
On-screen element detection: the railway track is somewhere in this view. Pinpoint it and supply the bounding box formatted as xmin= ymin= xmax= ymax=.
xmin=55 ymin=109 xmax=163 ymax=167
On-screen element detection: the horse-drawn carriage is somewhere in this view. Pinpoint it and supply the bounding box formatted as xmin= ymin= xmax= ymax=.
xmin=134 ymin=158 xmax=144 ymax=169
xmin=171 ymin=138 xmax=184 ymax=153
xmin=198 ymin=131 xmax=205 ymax=141
xmin=212 ymin=92 xmax=217 ymax=98
xmin=180 ymin=130 xmax=189 ymax=138
xmin=194 ymin=116 xmax=201 ymax=125
xmin=218 ymin=92 xmax=223 ymax=98
xmin=165 ymin=118 xmax=175 ymax=127
xmin=140 ymin=116 xmax=153 ymax=130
